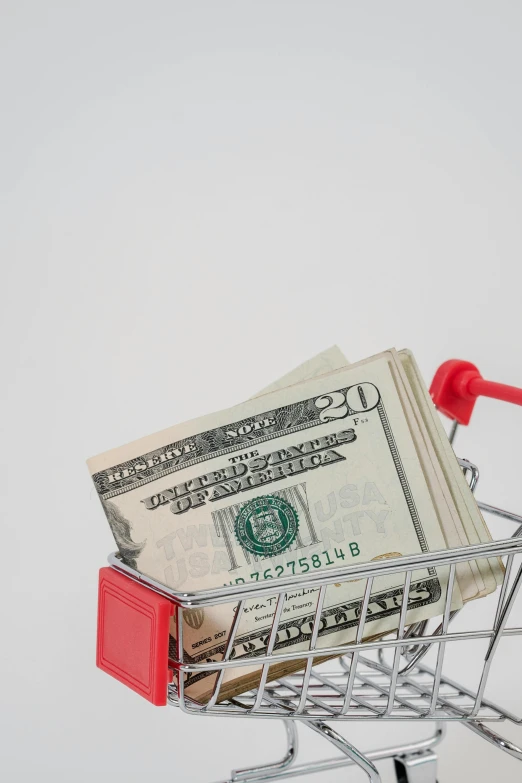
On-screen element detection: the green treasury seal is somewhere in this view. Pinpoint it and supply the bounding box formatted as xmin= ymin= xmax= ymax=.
xmin=235 ymin=495 xmax=299 ymax=557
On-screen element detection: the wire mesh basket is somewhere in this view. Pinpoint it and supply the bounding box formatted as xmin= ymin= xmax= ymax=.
xmin=96 ymin=358 xmax=522 ymax=782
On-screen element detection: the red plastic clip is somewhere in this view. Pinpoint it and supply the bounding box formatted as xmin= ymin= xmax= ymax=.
xmin=430 ymin=359 xmax=522 ymax=425
xmin=97 ymin=568 xmax=174 ymax=705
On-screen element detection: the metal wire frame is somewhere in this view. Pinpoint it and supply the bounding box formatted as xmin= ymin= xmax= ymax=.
xmin=103 ymin=416 xmax=522 ymax=779
xmin=107 ymin=434 xmax=522 ymax=777
xmin=108 ymin=531 xmax=522 ymax=730
xmin=108 ymin=537 xmax=522 ymax=611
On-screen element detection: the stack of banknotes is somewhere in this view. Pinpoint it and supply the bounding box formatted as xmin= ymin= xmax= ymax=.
xmin=88 ymin=347 xmax=502 ymax=703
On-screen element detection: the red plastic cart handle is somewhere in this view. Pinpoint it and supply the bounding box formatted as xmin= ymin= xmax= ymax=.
xmin=430 ymin=359 xmax=522 ymax=425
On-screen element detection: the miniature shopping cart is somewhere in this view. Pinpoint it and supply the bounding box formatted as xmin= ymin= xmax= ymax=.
xmin=96 ymin=359 xmax=522 ymax=783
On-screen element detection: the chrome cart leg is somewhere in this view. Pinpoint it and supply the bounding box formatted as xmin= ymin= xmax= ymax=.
xmin=305 ymin=720 xmax=382 ymax=783
xmin=231 ymin=720 xmax=298 ymax=782
xmin=214 ymin=723 xmax=445 ymax=783
xmin=464 ymin=720 xmax=522 ymax=763
xmin=393 ymin=750 xmax=438 ymax=783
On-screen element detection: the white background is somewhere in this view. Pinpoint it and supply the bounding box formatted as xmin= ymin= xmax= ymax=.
xmin=3 ymin=2 xmax=522 ymax=781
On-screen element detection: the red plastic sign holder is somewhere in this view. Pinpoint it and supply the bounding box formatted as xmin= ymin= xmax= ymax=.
xmin=97 ymin=567 xmax=174 ymax=705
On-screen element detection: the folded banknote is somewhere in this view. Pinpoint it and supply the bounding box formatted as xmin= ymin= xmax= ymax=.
xmin=88 ymin=346 xmax=501 ymax=703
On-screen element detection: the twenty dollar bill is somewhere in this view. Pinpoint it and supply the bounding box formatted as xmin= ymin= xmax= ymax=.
xmin=89 ymin=350 xmax=461 ymax=702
